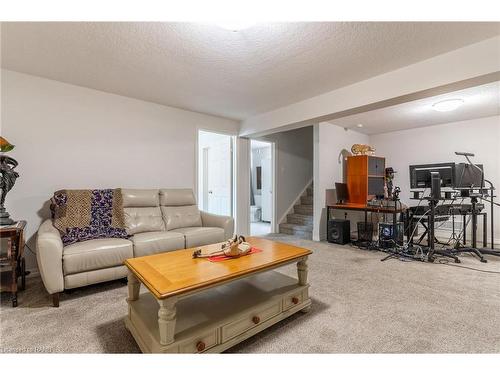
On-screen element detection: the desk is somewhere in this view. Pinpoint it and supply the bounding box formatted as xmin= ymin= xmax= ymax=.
xmin=327 ymin=203 xmax=407 ymax=241
xmin=0 ymin=220 xmax=27 ymax=307
xmin=408 ymin=207 xmax=488 ymax=249
xmin=328 ymin=203 xmax=407 ymax=223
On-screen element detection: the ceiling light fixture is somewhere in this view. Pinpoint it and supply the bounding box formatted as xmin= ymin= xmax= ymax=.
xmin=213 ymin=21 xmax=256 ymax=31
xmin=432 ymin=98 xmax=464 ymax=112
xmin=356 ymin=124 xmax=364 ymax=128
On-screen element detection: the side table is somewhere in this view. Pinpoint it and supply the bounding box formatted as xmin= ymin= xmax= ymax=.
xmin=0 ymin=220 xmax=27 ymax=307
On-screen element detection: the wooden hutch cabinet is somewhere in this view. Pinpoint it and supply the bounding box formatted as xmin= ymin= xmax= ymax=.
xmin=346 ymin=155 xmax=386 ymax=204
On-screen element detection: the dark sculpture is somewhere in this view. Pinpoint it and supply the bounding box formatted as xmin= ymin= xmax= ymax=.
xmin=0 ymin=137 xmax=19 ymax=225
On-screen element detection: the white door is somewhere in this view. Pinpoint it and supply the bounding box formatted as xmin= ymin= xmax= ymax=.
xmin=261 ymin=157 xmax=272 ymax=222
xmin=206 ymin=137 xmax=232 ymax=216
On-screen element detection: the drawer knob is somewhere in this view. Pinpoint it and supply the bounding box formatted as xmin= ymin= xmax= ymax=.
xmin=252 ymin=316 xmax=261 ymax=324
xmin=196 ymin=341 xmax=206 ymax=352
xmin=292 ymin=297 xmax=299 ymax=305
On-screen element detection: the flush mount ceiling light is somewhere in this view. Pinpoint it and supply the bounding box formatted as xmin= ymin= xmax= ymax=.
xmin=213 ymin=21 xmax=257 ymax=31
xmin=356 ymin=123 xmax=364 ymax=128
xmin=432 ymin=98 xmax=464 ymax=112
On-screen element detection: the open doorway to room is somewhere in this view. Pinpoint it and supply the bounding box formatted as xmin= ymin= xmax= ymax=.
xmin=250 ymin=140 xmax=274 ymax=236
xmin=197 ymin=130 xmax=234 ymax=217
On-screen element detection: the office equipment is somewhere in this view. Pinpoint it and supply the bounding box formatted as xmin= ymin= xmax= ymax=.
xmin=430 ymin=171 xmax=441 ymax=200
xmin=327 ymin=203 xmax=406 ymax=249
xmin=411 ymin=165 xmax=462 ymax=262
xmin=409 ymin=162 xmax=455 ymax=189
xmin=347 ymin=155 xmax=385 ymax=204
xmin=335 ymin=182 xmax=348 ymax=204
xmin=357 ymin=221 xmax=373 ymax=242
xmin=327 ymin=219 xmax=350 ymax=245
xmin=378 ymin=222 xmax=404 ymax=249
xmin=454 ymin=151 xmax=499 ymax=255
xmin=454 ymin=163 xmax=484 ymax=190
xmin=409 ymin=155 xmax=497 ymax=262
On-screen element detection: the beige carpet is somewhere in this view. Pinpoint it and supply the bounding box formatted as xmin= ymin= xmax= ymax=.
xmin=1 ymin=234 xmax=499 ymax=353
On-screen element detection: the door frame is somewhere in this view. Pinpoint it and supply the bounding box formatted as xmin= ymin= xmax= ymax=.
xmin=249 ymin=139 xmax=277 ymax=234
xmin=196 ymin=128 xmax=236 ymax=217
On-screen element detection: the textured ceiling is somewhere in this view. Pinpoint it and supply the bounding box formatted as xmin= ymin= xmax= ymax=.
xmin=1 ymin=22 xmax=500 ymax=120
xmin=330 ymin=81 xmax=500 ymax=135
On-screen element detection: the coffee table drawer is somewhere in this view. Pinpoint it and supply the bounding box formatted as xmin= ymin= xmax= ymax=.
xmin=283 ymin=290 xmax=304 ymax=311
xmin=179 ymin=329 xmax=218 ymax=353
xmin=221 ymin=301 xmax=281 ymax=342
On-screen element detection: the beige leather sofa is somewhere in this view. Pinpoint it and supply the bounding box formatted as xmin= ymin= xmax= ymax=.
xmin=36 ymin=189 xmax=234 ymax=306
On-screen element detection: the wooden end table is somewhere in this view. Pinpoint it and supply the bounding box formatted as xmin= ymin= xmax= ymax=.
xmin=0 ymin=220 xmax=27 ymax=307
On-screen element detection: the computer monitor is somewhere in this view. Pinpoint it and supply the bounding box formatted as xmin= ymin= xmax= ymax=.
xmin=409 ymin=162 xmax=455 ymax=189
xmin=454 ymin=163 xmax=484 ymax=190
xmin=335 ymin=182 xmax=348 ymax=204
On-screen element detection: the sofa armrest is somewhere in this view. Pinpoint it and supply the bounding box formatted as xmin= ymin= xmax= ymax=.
xmin=36 ymin=219 xmax=64 ymax=294
xmin=200 ymin=211 xmax=234 ymax=240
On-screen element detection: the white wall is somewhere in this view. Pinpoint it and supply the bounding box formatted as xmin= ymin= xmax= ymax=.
xmin=259 ymin=126 xmax=314 ymax=227
xmin=313 ymin=123 xmax=369 ymax=241
xmin=1 ymin=70 xmax=239 ymax=269
xmin=371 ymin=115 xmax=500 ymax=245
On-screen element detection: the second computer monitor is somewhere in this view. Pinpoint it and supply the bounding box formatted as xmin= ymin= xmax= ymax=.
xmin=409 ymin=162 xmax=455 ymax=189
xmin=454 ymin=163 xmax=484 ymax=190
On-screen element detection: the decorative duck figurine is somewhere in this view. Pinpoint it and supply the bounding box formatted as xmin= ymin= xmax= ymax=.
xmin=192 ymin=235 xmax=252 ymax=259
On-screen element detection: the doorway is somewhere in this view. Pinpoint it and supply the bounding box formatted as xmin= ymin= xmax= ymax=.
xmin=250 ymin=140 xmax=274 ymax=236
xmin=197 ymin=130 xmax=234 ymax=217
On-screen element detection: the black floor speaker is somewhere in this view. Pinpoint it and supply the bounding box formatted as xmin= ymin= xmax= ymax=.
xmin=327 ymin=219 xmax=351 ymax=245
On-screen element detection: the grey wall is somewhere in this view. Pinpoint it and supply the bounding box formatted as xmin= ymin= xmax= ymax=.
xmin=1 ymin=70 xmax=239 ymax=270
xmin=259 ymin=126 xmax=314 ymax=225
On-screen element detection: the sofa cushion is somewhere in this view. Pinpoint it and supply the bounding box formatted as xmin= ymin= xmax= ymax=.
xmin=122 ymin=189 xmax=159 ymax=207
xmin=160 ymin=189 xmax=196 ymax=206
xmin=124 ymin=207 xmax=165 ymax=235
xmin=161 ymin=205 xmax=202 ymax=231
xmin=122 ymin=189 xmax=164 ymax=235
xmin=170 ymin=227 xmax=225 ymax=248
xmin=131 ymin=231 xmax=185 ymax=257
xmin=62 ymin=238 xmax=133 ymax=275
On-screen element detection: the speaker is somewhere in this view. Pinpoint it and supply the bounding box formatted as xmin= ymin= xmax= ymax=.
xmin=328 ymin=219 xmax=350 ymax=244
xmin=357 ymin=222 xmax=373 ymax=242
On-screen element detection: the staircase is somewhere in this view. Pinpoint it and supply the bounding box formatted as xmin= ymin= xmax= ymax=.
xmin=279 ymin=183 xmax=313 ymax=239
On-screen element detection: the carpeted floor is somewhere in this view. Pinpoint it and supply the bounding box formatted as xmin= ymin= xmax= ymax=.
xmin=1 ymin=234 xmax=499 ymax=353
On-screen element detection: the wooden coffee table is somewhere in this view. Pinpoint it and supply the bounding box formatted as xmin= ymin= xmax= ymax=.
xmin=124 ymin=237 xmax=312 ymax=353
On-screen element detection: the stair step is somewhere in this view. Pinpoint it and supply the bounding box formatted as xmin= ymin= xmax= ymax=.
xmin=279 ymin=224 xmax=312 ymax=239
xmin=301 ymin=195 xmax=313 ymax=205
xmin=287 ymin=213 xmax=313 ymax=225
xmin=294 ymin=204 xmax=313 ymax=215
xmin=280 ymin=223 xmax=313 ymax=231
xmin=306 ymin=187 xmax=314 ymax=196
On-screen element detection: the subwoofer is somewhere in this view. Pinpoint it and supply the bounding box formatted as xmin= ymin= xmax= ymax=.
xmin=327 ymin=219 xmax=350 ymax=244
